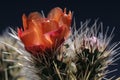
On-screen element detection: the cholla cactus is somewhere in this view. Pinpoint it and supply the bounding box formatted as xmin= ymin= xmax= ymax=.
xmin=0 ymin=7 xmax=120 ymax=80
xmin=69 ymin=20 xmax=120 ymax=80
xmin=0 ymin=29 xmax=23 ymax=80
xmin=57 ymin=20 xmax=120 ymax=80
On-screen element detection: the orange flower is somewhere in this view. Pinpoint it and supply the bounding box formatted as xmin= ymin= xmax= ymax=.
xmin=18 ymin=7 xmax=72 ymax=55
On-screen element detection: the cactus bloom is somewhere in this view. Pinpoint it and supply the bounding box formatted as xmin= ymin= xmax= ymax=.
xmin=17 ymin=7 xmax=72 ymax=55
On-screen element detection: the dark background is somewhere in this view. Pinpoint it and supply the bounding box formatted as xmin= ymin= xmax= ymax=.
xmin=0 ymin=0 xmax=120 ymax=79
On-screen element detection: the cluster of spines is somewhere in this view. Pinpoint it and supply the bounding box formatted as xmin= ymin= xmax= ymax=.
xmin=0 ymin=21 xmax=120 ymax=80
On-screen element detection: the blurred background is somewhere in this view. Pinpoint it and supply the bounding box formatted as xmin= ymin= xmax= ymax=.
xmin=0 ymin=0 xmax=120 ymax=79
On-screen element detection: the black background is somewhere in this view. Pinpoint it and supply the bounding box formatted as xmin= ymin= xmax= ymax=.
xmin=0 ymin=0 xmax=120 ymax=79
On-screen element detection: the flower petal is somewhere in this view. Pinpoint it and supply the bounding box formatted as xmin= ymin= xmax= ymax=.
xmin=62 ymin=24 xmax=71 ymax=39
xmin=17 ymin=28 xmax=23 ymax=38
xmin=59 ymin=9 xmax=72 ymax=39
xmin=28 ymin=12 xmax=43 ymax=22
xmin=44 ymin=26 xmax=66 ymax=47
xmin=20 ymin=20 xmax=50 ymax=48
xmin=59 ymin=9 xmax=72 ymax=27
xmin=42 ymin=20 xmax=59 ymax=34
xmin=20 ymin=27 xmax=43 ymax=47
xmin=22 ymin=14 xmax=28 ymax=30
xmin=27 ymin=12 xmax=43 ymax=34
xmin=47 ymin=7 xmax=63 ymax=21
